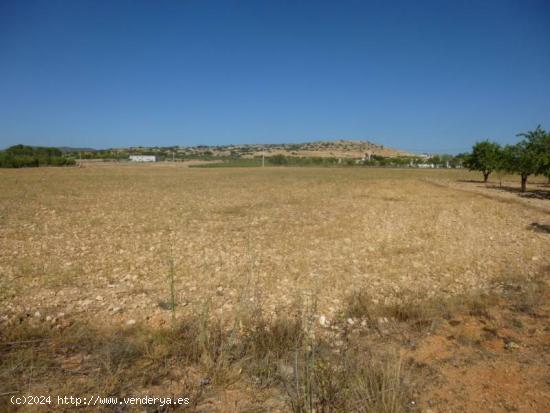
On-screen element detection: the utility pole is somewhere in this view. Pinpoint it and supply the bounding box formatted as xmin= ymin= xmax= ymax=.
xmin=262 ymin=148 xmax=265 ymax=167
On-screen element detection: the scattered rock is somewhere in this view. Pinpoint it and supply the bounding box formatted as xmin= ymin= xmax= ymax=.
xmin=126 ymin=319 xmax=136 ymax=326
xmin=505 ymin=341 xmax=520 ymax=351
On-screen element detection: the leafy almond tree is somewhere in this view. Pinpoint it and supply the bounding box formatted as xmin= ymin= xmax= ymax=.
xmin=503 ymin=126 xmax=550 ymax=192
xmin=524 ymin=126 xmax=550 ymax=181
xmin=465 ymin=140 xmax=502 ymax=182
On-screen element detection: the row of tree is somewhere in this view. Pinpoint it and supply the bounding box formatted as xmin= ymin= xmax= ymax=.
xmin=465 ymin=126 xmax=550 ymax=192
xmin=0 ymin=145 xmax=76 ymax=168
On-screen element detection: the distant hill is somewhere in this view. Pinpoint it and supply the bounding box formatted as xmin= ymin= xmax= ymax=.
xmin=176 ymin=139 xmax=415 ymax=159
xmin=112 ymin=139 xmax=415 ymax=158
xmin=56 ymin=139 xmax=415 ymax=159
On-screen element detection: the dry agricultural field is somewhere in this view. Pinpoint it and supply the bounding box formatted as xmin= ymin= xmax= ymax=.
xmin=1 ymin=164 xmax=549 ymax=412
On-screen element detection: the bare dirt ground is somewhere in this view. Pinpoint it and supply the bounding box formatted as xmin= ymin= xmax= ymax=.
xmin=426 ymin=176 xmax=550 ymax=215
xmin=0 ymin=165 xmax=548 ymax=412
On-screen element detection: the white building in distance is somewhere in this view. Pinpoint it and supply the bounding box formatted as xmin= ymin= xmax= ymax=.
xmin=129 ymin=155 xmax=157 ymax=162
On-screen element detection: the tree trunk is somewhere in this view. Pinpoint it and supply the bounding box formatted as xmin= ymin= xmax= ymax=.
xmin=521 ymin=175 xmax=528 ymax=193
xmin=483 ymin=171 xmax=490 ymax=183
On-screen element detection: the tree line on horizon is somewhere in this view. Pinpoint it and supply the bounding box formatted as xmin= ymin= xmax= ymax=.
xmin=0 ymin=145 xmax=75 ymax=168
xmin=465 ymin=126 xmax=550 ymax=192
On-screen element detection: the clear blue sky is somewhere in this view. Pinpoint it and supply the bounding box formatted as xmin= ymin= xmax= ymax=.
xmin=1 ymin=0 xmax=549 ymax=153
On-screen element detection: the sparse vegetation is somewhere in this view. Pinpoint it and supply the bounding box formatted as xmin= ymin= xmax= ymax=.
xmin=2 ymin=270 xmax=546 ymax=412
xmin=1 ymin=165 xmax=549 ymax=411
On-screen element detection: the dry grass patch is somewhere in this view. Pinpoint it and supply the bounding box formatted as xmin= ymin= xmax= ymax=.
xmin=1 ymin=272 xmax=547 ymax=412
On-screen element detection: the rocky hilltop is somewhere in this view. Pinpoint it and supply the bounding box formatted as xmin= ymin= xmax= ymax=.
xmin=181 ymin=139 xmax=414 ymax=159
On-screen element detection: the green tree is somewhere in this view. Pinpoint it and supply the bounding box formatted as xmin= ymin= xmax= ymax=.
xmin=465 ymin=140 xmax=502 ymax=182
xmin=523 ymin=126 xmax=550 ymax=180
xmin=269 ymin=154 xmax=288 ymax=165
xmin=5 ymin=144 xmax=35 ymax=157
xmin=502 ymin=126 xmax=550 ymax=192
xmin=1 ymin=144 xmax=74 ymax=168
